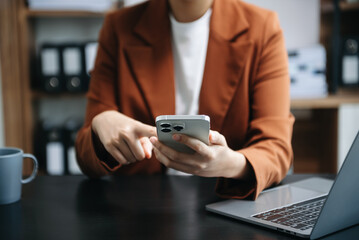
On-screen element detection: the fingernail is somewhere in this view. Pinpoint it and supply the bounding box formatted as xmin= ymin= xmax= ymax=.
xmin=150 ymin=137 xmax=156 ymax=144
xmin=172 ymin=134 xmax=181 ymax=141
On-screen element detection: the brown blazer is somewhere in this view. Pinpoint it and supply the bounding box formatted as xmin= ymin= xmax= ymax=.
xmin=75 ymin=0 xmax=294 ymax=200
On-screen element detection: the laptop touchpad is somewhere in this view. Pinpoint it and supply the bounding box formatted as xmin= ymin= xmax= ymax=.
xmin=206 ymin=178 xmax=333 ymax=218
xmin=206 ymin=185 xmax=324 ymax=218
xmin=253 ymin=185 xmax=324 ymax=213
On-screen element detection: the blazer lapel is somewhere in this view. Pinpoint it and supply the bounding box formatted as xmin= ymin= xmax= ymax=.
xmin=199 ymin=0 xmax=253 ymax=131
xmin=124 ymin=0 xmax=175 ymax=120
xmin=124 ymin=0 xmax=254 ymax=128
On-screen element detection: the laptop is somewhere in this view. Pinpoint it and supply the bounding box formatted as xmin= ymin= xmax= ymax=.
xmin=206 ymin=131 xmax=359 ymax=239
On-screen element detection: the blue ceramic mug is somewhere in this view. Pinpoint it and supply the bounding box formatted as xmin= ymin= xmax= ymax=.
xmin=0 ymin=147 xmax=38 ymax=205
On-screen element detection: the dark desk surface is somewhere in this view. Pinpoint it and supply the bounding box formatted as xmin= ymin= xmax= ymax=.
xmin=1 ymin=174 xmax=358 ymax=240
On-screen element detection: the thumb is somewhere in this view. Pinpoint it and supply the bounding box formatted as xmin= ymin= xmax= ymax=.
xmin=209 ymin=130 xmax=227 ymax=146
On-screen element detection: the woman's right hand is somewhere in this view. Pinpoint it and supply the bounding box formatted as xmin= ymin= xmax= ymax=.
xmin=91 ymin=110 xmax=156 ymax=165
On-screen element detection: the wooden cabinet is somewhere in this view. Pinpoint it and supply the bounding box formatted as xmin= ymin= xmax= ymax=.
xmin=0 ymin=0 xmax=105 ymax=175
xmin=0 ymin=0 xmax=34 ymax=174
xmin=291 ymin=89 xmax=359 ymax=173
xmin=1 ymin=0 xmax=359 ymax=175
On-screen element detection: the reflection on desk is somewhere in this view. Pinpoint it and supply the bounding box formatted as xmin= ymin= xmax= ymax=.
xmin=0 ymin=174 xmax=357 ymax=240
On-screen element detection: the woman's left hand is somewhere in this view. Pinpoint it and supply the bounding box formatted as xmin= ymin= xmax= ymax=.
xmin=150 ymin=130 xmax=249 ymax=179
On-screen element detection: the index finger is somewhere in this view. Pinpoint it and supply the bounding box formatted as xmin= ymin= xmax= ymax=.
xmin=136 ymin=124 xmax=156 ymax=137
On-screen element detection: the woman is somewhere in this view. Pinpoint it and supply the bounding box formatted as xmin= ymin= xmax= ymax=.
xmin=75 ymin=0 xmax=294 ymax=200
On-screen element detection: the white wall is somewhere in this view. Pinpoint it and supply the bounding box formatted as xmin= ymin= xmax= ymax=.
xmin=34 ymin=17 xmax=103 ymax=45
xmin=243 ymin=0 xmax=320 ymax=50
xmin=0 ymin=56 xmax=4 ymax=147
xmin=338 ymin=104 xmax=359 ymax=170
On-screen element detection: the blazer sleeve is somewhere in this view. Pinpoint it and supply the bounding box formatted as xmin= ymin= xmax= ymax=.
xmin=75 ymin=13 xmax=122 ymax=178
xmin=216 ymin=12 xmax=294 ymax=200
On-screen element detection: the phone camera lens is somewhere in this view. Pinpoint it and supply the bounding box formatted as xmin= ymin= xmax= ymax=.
xmin=160 ymin=123 xmax=171 ymax=128
xmin=173 ymin=125 xmax=184 ymax=131
xmin=161 ymin=128 xmax=171 ymax=133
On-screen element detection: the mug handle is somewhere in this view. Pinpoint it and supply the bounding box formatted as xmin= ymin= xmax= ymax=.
xmin=21 ymin=154 xmax=39 ymax=184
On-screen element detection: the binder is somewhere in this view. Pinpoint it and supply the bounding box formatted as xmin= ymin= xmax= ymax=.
xmin=39 ymin=44 xmax=63 ymax=92
xmin=341 ymin=37 xmax=359 ymax=87
xmin=63 ymin=118 xmax=83 ymax=175
xmin=62 ymin=44 xmax=86 ymax=92
xmin=34 ymin=121 xmax=47 ymax=173
xmin=42 ymin=121 xmax=65 ymax=175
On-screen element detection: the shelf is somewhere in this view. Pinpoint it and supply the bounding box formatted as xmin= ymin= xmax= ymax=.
xmin=290 ymin=89 xmax=359 ymax=109
xmin=31 ymin=90 xmax=86 ymax=99
xmin=321 ymin=1 xmax=359 ymax=13
xmin=340 ymin=2 xmax=359 ymax=11
xmin=25 ymin=9 xmax=108 ymax=18
xmin=31 ymin=88 xmax=359 ymax=108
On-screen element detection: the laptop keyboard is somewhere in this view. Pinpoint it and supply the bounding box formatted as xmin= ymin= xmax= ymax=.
xmin=252 ymin=196 xmax=327 ymax=231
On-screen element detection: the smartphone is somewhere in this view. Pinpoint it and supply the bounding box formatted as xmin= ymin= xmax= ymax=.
xmin=155 ymin=115 xmax=210 ymax=154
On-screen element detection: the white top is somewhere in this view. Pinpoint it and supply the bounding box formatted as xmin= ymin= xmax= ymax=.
xmin=170 ymin=9 xmax=212 ymax=116
xmin=168 ymin=9 xmax=212 ymax=176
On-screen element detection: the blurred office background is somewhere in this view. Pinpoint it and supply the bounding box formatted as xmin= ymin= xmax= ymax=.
xmin=0 ymin=0 xmax=359 ymax=176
